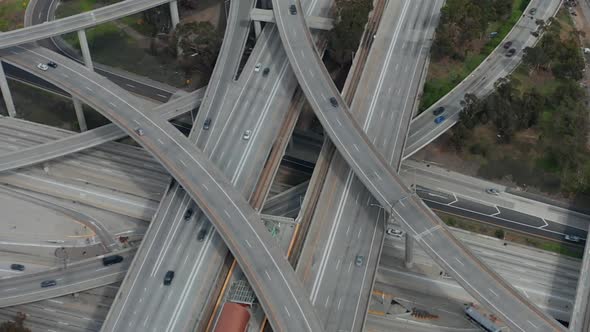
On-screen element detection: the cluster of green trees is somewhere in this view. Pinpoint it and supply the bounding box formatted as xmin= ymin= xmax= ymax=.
xmin=431 ymin=0 xmax=518 ymax=60
xmin=172 ymin=22 xmax=222 ymax=75
xmin=452 ymin=15 xmax=590 ymax=195
xmin=522 ymin=19 xmax=585 ymax=80
xmin=328 ymin=0 xmax=373 ymax=65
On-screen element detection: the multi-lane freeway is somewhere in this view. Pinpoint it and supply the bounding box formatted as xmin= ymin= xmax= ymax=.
xmin=0 ymin=45 xmax=323 ymax=331
xmin=0 ymin=88 xmax=203 ymax=173
xmin=271 ymin=0 xmax=566 ymax=330
xmin=0 ymin=0 xmax=578 ymax=330
xmin=404 ymin=0 xmax=561 ymax=158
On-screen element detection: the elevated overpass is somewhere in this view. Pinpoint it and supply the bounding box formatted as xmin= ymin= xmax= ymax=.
xmin=0 ymin=45 xmax=323 ymax=332
xmin=270 ymin=0 xmax=566 ymax=330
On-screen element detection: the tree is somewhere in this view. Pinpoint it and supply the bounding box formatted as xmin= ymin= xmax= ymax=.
xmin=173 ymin=22 xmax=222 ymax=75
xmin=143 ymin=5 xmax=172 ymax=35
xmin=328 ymin=0 xmax=373 ymax=65
xmin=522 ymin=46 xmax=549 ymax=72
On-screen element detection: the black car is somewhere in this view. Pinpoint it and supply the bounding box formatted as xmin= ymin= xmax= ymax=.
xmin=262 ymin=68 xmax=270 ymax=76
xmin=329 ymin=97 xmax=338 ymax=107
xmin=102 ymin=255 xmax=123 ymax=266
xmin=47 ymin=61 xmax=58 ymax=68
xmin=432 ymin=106 xmax=445 ymax=116
xmin=289 ymin=4 xmax=297 ymax=15
xmin=503 ymin=41 xmax=513 ymax=49
xmin=197 ymin=229 xmax=208 ymax=242
xmin=203 ymin=118 xmax=211 ymax=130
xmin=163 ymin=271 xmax=175 ymax=285
xmin=41 ymin=280 xmax=57 ymax=288
xmin=184 ymin=208 xmax=193 ymax=220
xmin=10 ymin=264 xmax=25 ymax=271
xmin=505 ymin=48 xmax=516 ymax=57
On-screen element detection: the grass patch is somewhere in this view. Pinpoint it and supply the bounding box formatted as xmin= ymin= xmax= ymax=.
xmin=420 ymin=0 xmax=529 ymax=111
xmin=0 ymin=0 xmax=27 ymax=31
xmin=439 ymin=211 xmax=583 ymax=259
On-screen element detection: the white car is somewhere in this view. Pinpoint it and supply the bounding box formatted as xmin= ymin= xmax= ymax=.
xmin=242 ymin=129 xmax=252 ymax=140
xmin=254 ymin=63 xmax=261 ymax=72
xmin=37 ymin=63 xmax=49 ymax=71
xmin=136 ymin=128 xmax=144 ymax=136
xmin=564 ymin=234 xmax=582 ymax=243
xmin=485 ymin=188 xmax=500 ymax=195
xmin=386 ymin=228 xmax=404 ymax=237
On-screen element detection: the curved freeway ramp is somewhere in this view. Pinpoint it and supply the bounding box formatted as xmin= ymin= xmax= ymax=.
xmin=0 ymin=0 xmax=171 ymax=48
xmin=270 ymin=0 xmax=566 ymax=331
xmin=0 ymin=249 xmax=135 ymax=308
xmin=0 ymin=45 xmax=323 ymax=332
xmin=0 ymin=88 xmax=203 ymax=173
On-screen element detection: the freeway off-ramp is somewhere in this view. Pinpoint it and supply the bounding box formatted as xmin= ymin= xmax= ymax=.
xmin=271 ymin=0 xmax=566 ymax=330
xmin=0 ymin=45 xmax=323 ymax=332
xmin=0 ymin=0 xmax=574 ymax=330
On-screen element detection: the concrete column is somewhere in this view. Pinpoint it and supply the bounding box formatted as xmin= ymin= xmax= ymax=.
xmin=0 ymin=61 xmax=16 ymax=117
xmin=254 ymin=21 xmax=262 ymax=38
xmin=73 ymin=98 xmax=88 ymax=132
xmin=405 ymin=233 xmax=414 ymax=268
xmin=169 ymin=0 xmax=180 ymax=30
xmin=77 ymin=29 xmax=94 ymax=71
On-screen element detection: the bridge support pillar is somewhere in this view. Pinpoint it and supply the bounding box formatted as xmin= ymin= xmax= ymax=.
xmin=0 ymin=61 xmax=16 ymax=117
xmin=77 ymin=30 xmax=94 ymax=71
xmin=405 ymin=233 xmax=414 ymax=268
xmin=254 ymin=21 xmax=262 ymax=38
xmin=73 ymin=98 xmax=88 ymax=132
xmin=169 ymin=0 xmax=180 ymax=30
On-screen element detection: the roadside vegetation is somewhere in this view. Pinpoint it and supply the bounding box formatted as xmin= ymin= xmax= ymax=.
xmin=57 ymin=0 xmax=223 ymax=89
xmin=449 ymin=8 xmax=590 ymax=197
xmin=440 ymin=212 xmax=583 ymax=258
xmin=0 ymin=0 xmax=27 ymax=31
xmin=328 ymin=0 xmax=373 ymax=66
xmin=420 ymin=0 xmax=531 ymax=111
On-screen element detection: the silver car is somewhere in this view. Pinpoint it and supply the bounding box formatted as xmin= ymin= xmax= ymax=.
xmin=37 ymin=63 xmax=49 ymax=71
xmin=355 ymin=255 xmax=364 ymax=267
xmin=243 ymin=129 xmax=252 ymax=140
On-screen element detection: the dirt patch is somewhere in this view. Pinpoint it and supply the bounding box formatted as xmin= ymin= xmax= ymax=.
xmin=181 ymin=0 xmax=223 ymax=29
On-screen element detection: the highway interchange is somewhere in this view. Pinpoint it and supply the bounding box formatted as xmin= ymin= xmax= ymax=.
xmin=0 ymin=0 xmax=582 ymax=331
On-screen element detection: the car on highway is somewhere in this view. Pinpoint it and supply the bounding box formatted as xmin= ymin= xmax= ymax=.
xmin=262 ymin=68 xmax=270 ymax=76
xmin=506 ymin=48 xmax=516 ymax=57
xmin=289 ymin=4 xmax=297 ymax=15
xmin=10 ymin=264 xmax=25 ymax=271
xmin=243 ymin=130 xmax=252 ymax=140
xmin=329 ymin=97 xmax=338 ymax=107
xmin=41 ymin=280 xmax=57 ymax=288
xmin=197 ymin=229 xmax=208 ymax=241
xmin=434 ymin=115 xmax=446 ymax=124
xmin=163 ymin=270 xmax=175 ymax=285
xmin=254 ymin=63 xmax=261 ymax=72
xmin=485 ymin=188 xmax=500 ymax=195
xmin=432 ymin=106 xmax=445 ymax=116
xmin=47 ymin=61 xmax=58 ymax=69
xmin=203 ymin=118 xmax=211 ymax=130
xmin=102 ymin=255 xmax=124 ymax=266
xmin=37 ymin=63 xmax=49 ymax=71
xmin=184 ymin=208 xmax=193 ymax=220
xmin=136 ymin=128 xmax=144 ymax=136
xmin=529 ymin=7 xmax=537 ymax=15
xmin=355 ymin=255 xmax=364 ymax=267
xmin=564 ymin=234 xmax=582 ymax=243
xmin=386 ymin=228 xmax=404 ymax=237
xmin=503 ymin=41 xmax=513 ymax=49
